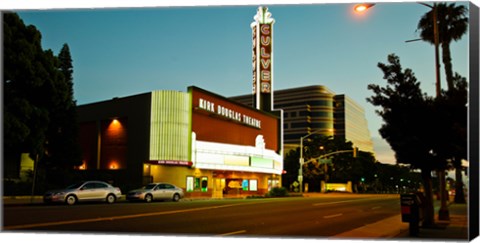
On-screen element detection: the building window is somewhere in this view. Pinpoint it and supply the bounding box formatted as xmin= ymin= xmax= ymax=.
xmin=242 ymin=180 xmax=249 ymax=191
xmin=291 ymin=122 xmax=310 ymax=128
xmin=249 ymin=180 xmax=258 ymax=191
xmin=186 ymin=176 xmax=194 ymax=192
xmin=187 ymin=176 xmax=208 ymax=192
xmin=201 ymin=177 xmax=208 ymax=192
xmin=241 ymin=180 xmax=258 ymax=191
xmin=268 ymin=179 xmax=280 ymax=190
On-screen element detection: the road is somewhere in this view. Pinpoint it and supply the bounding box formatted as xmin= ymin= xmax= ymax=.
xmin=3 ymin=194 xmax=400 ymax=238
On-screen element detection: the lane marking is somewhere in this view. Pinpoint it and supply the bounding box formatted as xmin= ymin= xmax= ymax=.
xmin=3 ymin=202 xmax=262 ymax=230
xmin=323 ymin=213 xmax=343 ymax=219
xmin=218 ymin=230 xmax=247 ymax=236
xmin=371 ymin=206 xmax=381 ymax=210
xmin=312 ymin=197 xmax=383 ymax=207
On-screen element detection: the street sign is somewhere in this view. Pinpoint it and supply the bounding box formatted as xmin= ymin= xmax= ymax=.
xmin=297 ymin=175 xmax=303 ymax=182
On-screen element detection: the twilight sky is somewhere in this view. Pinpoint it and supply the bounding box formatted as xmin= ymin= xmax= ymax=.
xmin=4 ymin=0 xmax=471 ymax=164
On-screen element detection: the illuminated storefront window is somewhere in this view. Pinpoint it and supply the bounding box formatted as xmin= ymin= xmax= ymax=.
xmin=186 ymin=176 xmax=194 ymax=192
xmin=242 ymin=180 xmax=249 ymax=191
xmin=249 ymin=180 xmax=258 ymax=191
xmin=186 ymin=176 xmax=208 ymax=192
xmin=268 ymin=179 xmax=280 ymax=190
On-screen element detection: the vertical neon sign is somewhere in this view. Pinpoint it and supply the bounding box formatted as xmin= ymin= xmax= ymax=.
xmin=251 ymin=6 xmax=275 ymax=111
xmin=260 ymin=24 xmax=272 ymax=93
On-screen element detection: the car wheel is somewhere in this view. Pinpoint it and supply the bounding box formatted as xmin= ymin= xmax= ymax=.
xmin=172 ymin=193 xmax=180 ymax=202
xmin=106 ymin=194 xmax=116 ymax=204
xmin=145 ymin=194 xmax=153 ymax=203
xmin=66 ymin=195 xmax=77 ymax=205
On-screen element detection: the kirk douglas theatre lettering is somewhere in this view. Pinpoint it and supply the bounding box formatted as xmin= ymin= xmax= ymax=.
xmin=198 ymin=98 xmax=261 ymax=128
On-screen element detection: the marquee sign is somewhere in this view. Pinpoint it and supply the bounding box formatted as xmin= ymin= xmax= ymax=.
xmin=147 ymin=160 xmax=193 ymax=167
xmin=198 ymin=97 xmax=262 ymax=128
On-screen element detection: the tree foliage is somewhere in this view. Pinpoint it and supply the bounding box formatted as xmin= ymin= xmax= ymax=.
xmin=417 ymin=3 xmax=468 ymax=91
xmin=367 ymin=54 xmax=440 ymax=171
xmin=417 ymin=3 xmax=468 ymax=204
xmin=282 ymin=135 xmax=377 ymax=192
xmin=4 ymin=13 xmax=81 ymax=182
xmin=367 ymin=54 xmax=439 ymax=226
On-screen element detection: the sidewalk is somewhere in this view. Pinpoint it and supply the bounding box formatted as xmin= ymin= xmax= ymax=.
xmin=397 ymin=203 xmax=469 ymax=241
xmin=334 ymin=202 xmax=469 ymax=240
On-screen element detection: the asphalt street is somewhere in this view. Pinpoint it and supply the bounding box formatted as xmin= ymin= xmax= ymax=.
xmin=3 ymin=195 xmax=400 ymax=238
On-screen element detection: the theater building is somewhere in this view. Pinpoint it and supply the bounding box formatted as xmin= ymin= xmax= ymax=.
xmin=76 ymin=86 xmax=283 ymax=198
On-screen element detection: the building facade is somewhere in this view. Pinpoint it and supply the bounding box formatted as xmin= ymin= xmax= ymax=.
xmin=76 ymin=86 xmax=283 ymax=198
xmin=333 ymin=95 xmax=374 ymax=153
xmin=230 ymin=85 xmax=374 ymax=154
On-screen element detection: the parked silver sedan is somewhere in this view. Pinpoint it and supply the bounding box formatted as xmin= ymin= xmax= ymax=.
xmin=43 ymin=181 xmax=122 ymax=205
xmin=126 ymin=182 xmax=184 ymax=202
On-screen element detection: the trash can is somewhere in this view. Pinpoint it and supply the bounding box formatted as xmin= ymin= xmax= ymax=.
xmin=400 ymin=193 xmax=423 ymax=236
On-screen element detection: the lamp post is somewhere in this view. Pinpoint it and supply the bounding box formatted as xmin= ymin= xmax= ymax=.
xmin=354 ymin=2 xmax=441 ymax=95
xmin=354 ymin=2 xmax=449 ymax=220
xmin=298 ymin=130 xmax=324 ymax=193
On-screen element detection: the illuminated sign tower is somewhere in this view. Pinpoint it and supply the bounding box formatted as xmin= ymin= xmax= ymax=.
xmin=251 ymin=6 xmax=275 ymax=112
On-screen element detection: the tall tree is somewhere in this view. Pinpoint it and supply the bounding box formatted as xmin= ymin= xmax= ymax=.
xmin=417 ymin=2 xmax=468 ymax=91
xmin=44 ymin=43 xmax=82 ymax=174
xmin=3 ymin=12 xmax=51 ymax=178
xmin=417 ymin=3 xmax=468 ymax=203
xmin=4 ymin=13 xmax=82 ymax=190
xmin=367 ymin=54 xmax=440 ymax=227
xmin=432 ymin=74 xmax=468 ymax=203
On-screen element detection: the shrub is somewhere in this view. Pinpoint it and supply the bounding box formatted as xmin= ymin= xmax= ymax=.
xmin=266 ymin=187 xmax=288 ymax=197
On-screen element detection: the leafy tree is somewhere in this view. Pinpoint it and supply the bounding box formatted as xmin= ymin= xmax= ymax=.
xmin=4 ymin=12 xmax=51 ymax=178
xmin=417 ymin=2 xmax=469 ymax=206
xmin=4 ymin=13 xmax=81 ymax=191
xmin=282 ymin=135 xmax=373 ymax=192
xmin=431 ymin=74 xmax=468 ymax=203
xmin=367 ymin=54 xmax=439 ymax=227
xmin=44 ymin=44 xmax=82 ymax=171
xmin=417 ymin=2 xmax=468 ymax=91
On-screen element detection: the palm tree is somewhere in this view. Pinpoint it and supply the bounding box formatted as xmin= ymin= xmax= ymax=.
xmin=417 ymin=3 xmax=468 ymax=204
xmin=417 ymin=2 xmax=468 ymax=91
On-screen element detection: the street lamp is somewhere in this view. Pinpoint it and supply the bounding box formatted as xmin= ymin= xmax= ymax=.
xmin=353 ymin=3 xmax=375 ymax=13
xmin=298 ymin=130 xmax=324 ymax=193
xmin=353 ymin=2 xmax=441 ymax=96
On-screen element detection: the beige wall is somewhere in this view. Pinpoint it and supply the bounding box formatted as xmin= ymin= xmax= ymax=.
xmin=145 ymin=164 xmax=281 ymax=197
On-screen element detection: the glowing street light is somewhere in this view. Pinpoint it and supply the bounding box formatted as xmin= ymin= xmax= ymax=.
xmin=354 ymin=3 xmax=375 ymax=12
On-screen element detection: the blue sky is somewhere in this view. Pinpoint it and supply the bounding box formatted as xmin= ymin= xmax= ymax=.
xmin=9 ymin=0 xmax=471 ymax=164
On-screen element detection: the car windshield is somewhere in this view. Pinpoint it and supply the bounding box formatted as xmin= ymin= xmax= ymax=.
xmin=66 ymin=182 xmax=85 ymax=189
xmin=144 ymin=184 xmax=157 ymax=190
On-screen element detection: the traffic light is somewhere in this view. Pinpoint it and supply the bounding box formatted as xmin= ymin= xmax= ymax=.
xmin=353 ymin=147 xmax=358 ymax=158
